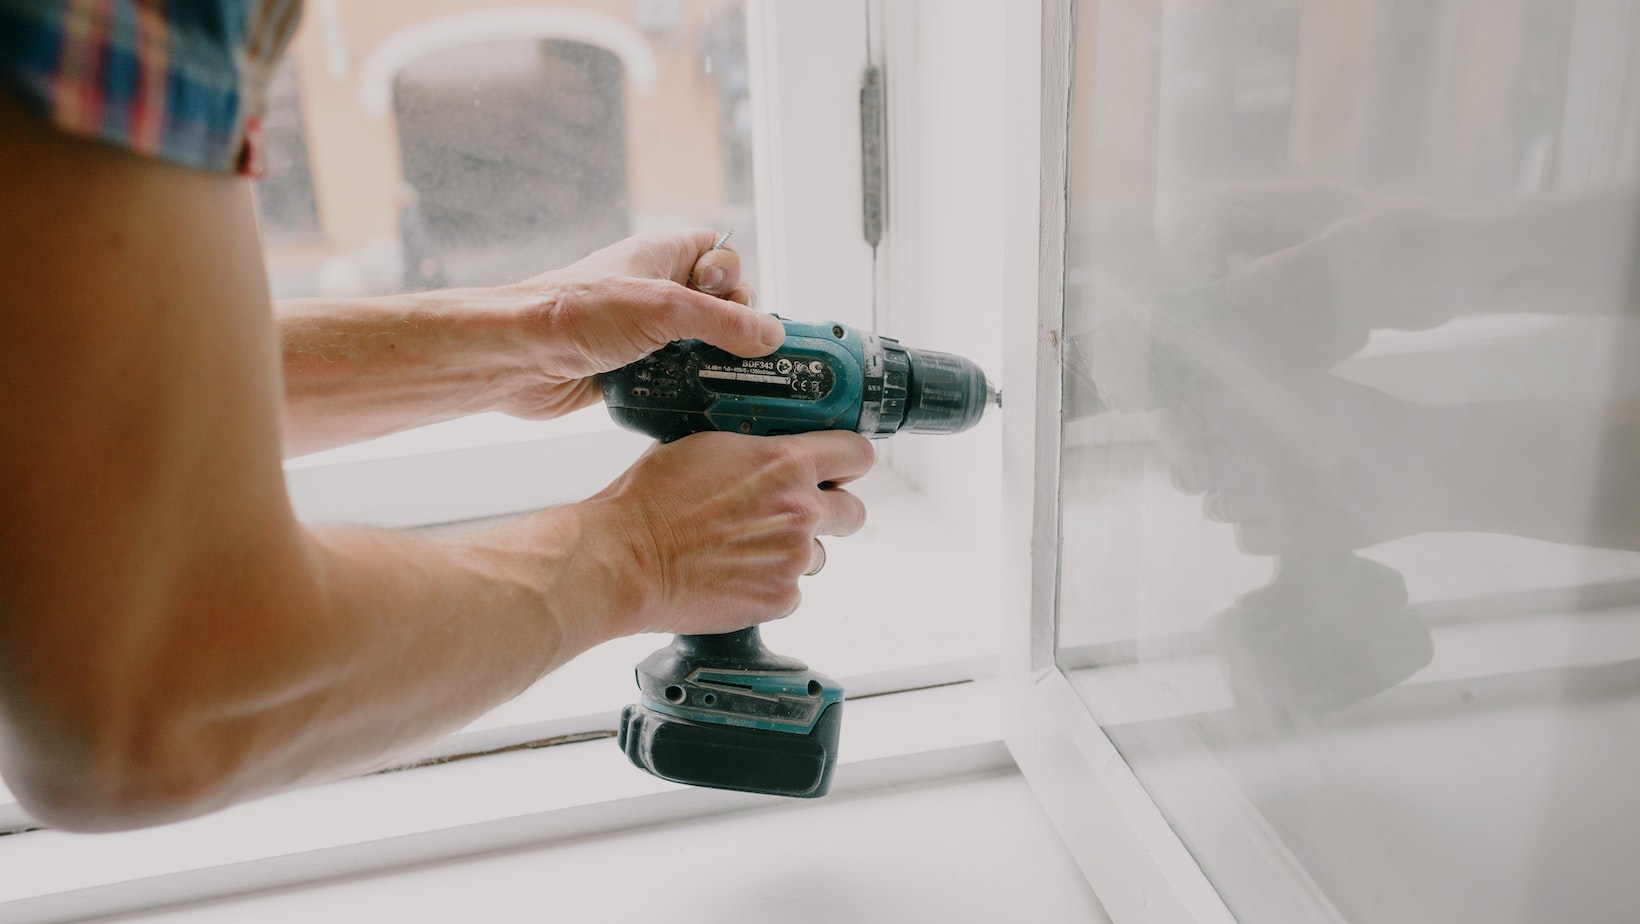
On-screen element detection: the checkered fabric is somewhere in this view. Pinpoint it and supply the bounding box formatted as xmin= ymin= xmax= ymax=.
xmin=0 ymin=0 xmax=303 ymax=174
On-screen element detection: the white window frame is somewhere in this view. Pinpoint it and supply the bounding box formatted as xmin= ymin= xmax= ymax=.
xmin=998 ymin=4 xmax=1344 ymax=920
xmin=998 ymin=3 xmax=1238 ymax=922
xmin=999 ymin=3 xmax=1639 ymax=921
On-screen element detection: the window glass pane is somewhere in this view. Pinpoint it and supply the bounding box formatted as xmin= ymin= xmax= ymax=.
xmin=262 ymin=1 xmax=772 ymax=748
xmin=255 ymin=58 xmax=322 ymax=244
xmin=1059 ymin=2 xmax=1640 ymax=921
xmin=258 ymin=0 xmax=757 ymax=299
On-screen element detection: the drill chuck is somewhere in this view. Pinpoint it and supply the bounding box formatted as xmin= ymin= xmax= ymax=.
xmin=898 ymin=343 xmax=996 ymax=435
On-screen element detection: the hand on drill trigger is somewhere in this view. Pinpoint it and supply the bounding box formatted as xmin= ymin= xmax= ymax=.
xmin=582 ymin=430 xmax=875 ymax=637
xmin=1188 ymin=181 xmax=1640 ymax=328
xmin=494 ymin=228 xmax=782 ymax=421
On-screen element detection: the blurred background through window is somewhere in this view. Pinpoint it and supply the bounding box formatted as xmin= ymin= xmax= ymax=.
xmin=253 ymin=0 xmax=756 ymax=299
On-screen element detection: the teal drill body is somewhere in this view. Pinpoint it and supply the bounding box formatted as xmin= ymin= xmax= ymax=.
xmin=600 ymin=317 xmax=997 ymax=798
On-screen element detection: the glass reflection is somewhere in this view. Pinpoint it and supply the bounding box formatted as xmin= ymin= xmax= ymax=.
xmin=1059 ymin=2 xmax=1640 ymax=920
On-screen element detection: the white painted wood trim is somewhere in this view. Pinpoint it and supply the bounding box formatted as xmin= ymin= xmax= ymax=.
xmin=1016 ymin=671 xmax=1241 ymax=923
xmin=745 ymin=0 xmax=875 ymax=332
xmin=0 ymin=681 xmax=1008 ymax=923
xmin=999 ymin=0 xmax=1054 ymax=742
xmin=743 ymin=0 xmax=789 ymax=321
xmin=1000 ymin=3 xmax=1235 ymax=921
xmin=284 ymin=411 xmax=648 ymax=528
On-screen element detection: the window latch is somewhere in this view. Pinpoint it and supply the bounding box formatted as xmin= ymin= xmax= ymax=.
xmin=860 ymin=64 xmax=887 ymax=248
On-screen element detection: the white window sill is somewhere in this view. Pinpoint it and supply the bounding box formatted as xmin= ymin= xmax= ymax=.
xmin=0 ymin=679 xmax=1008 ymax=924
xmin=285 ymin=406 xmax=649 ymax=528
xmin=105 ymin=767 xmax=1110 ymax=924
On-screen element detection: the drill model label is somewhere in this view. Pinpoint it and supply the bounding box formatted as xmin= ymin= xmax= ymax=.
xmin=696 ymin=354 xmax=836 ymax=402
xmin=598 ymin=320 xmax=869 ymax=441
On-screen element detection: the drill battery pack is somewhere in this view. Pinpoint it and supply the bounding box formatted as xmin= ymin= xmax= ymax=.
xmin=618 ymin=700 xmax=843 ymax=798
xmin=616 ymin=628 xmax=845 ymax=798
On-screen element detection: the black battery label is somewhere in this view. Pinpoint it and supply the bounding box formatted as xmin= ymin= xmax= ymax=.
xmin=697 ymin=353 xmax=836 ymax=401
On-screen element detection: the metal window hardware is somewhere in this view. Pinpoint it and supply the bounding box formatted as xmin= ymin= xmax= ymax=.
xmin=860 ymin=64 xmax=887 ymax=248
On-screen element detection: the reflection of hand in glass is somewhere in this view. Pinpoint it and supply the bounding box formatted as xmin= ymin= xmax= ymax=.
xmin=1139 ymin=181 xmax=1640 ymax=378
xmin=1422 ymin=399 xmax=1640 ymax=553
xmin=1158 ymin=375 xmax=1447 ymax=555
xmin=1213 ymin=553 xmax=1432 ymax=727
xmin=1169 ymin=179 xmax=1390 ymax=278
xmin=1181 ymin=179 xmax=1637 ymax=319
xmin=1155 ymin=196 xmax=1468 ymax=374
xmin=1161 ymin=376 xmax=1640 ymax=555
xmin=1079 ymin=181 xmax=1468 ymax=378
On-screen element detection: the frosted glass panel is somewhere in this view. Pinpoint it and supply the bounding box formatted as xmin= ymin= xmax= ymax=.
xmin=1058 ymin=2 xmax=1640 ymax=921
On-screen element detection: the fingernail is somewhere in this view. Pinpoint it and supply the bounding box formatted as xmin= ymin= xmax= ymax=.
xmin=696 ymin=265 xmax=725 ymax=291
xmin=758 ymin=313 xmax=786 ymax=347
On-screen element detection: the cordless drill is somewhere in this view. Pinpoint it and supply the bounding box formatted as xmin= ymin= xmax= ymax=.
xmin=600 ymin=317 xmax=999 ymax=798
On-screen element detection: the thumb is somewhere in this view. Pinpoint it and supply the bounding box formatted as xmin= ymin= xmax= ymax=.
xmin=658 ymin=286 xmax=786 ymax=357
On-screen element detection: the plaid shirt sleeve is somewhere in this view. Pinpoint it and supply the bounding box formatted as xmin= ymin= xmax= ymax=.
xmin=0 ymin=0 xmax=303 ymax=175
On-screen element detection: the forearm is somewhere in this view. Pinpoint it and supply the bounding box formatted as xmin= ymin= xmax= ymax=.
xmin=0 ymin=99 xmax=637 ymax=828
xmin=1448 ymin=188 xmax=1640 ymax=318
xmin=1432 ymin=398 xmax=1640 ymax=550
xmin=278 ymin=287 xmax=541 ymax=457
xmin=278 ymin=230 xmax=780 ymax=457
xmin=4 ymin=500 xmax=634 ymax=832
xmin=223 ymin=507 xmax=623 ymax=800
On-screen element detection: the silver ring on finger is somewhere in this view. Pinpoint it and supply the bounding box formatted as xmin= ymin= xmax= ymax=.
xmin=804 ymin=538 xmax=827 ymax=576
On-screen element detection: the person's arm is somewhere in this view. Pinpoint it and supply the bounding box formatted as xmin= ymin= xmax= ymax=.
xmin=278 ymin=231 xmax=770 ymax=457
xmin=0 ymin=93 xmax=870 ymax=832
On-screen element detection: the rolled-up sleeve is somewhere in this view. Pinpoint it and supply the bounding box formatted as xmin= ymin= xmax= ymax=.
xmin=0 ymin=0 xmax=302 ymax=175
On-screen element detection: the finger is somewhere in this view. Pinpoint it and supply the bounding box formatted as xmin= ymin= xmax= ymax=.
xmin=654 ymin=282 xmax=785 ymax=357
xmin=1232 ymin=520 xmax=1287 ymax=557
xmin=806 ymin=538 xmax=829 ymax=575
xmin=1209 ymin=181 xmax=1370 ymax=252
xmin=774 ymin=430 xmax=876 ymax=486
xmin=1182 ymin=438 xmax=1256 ymax=495
xmin=773 ymin=590 xmax=804 ymax=621
xmin=666 ymin=227 xmax=726 ymax=283
xmin=1203 ymin=487 xmax=1268 ymax=524
xmin=1158 ymin=412 xmax=1249 ymax=496
xmin=724 ymin=283 xmax=757 ymax=309
xmin=814 ymin=487 xmax=868 ymax=537
xmin=691 ymin=246 xmax=742 ymax=295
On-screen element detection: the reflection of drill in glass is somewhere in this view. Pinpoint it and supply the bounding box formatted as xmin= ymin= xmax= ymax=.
xmin=1066 ymin=303 xmax=1432 ymax=727
xmin=1212 ymin=554 xmax=1431 ymax=727
xmin=1070 ymin=180 xmax=1640 ymax=725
